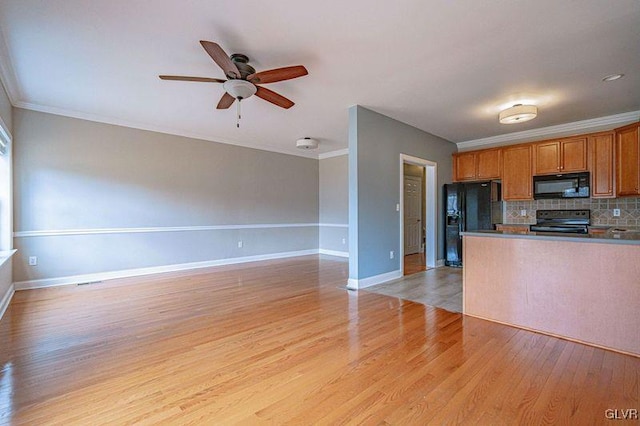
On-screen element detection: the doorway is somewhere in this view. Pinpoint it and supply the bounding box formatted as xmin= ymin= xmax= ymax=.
xmin=403 ymin=169 xmax=425 ymax=275
xmin=399 ymin=154 xmax=437 ymax=275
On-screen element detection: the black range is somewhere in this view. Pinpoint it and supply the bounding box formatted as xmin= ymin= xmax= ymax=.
xmin=529 ymin=209 xmax=590 ymax=234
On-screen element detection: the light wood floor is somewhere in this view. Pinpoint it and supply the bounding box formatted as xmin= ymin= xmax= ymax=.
xmin=365 ymin=267 xmax=463 ymax=313
xmin=0 ymin=255 xmax=637 ymax=424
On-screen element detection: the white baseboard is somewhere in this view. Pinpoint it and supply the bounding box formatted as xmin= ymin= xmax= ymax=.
xmin=347 ymin=269 xmax=402 ymax=290
xmin=13 ymin=249 xmax=319 ymax=290
xmin=0 ymin=283 xmax=15 ymax=320
xmin=436 ymin=259 xmax=445 ymax=267
xmin=318 ymin=249 xmax=349 ymax=258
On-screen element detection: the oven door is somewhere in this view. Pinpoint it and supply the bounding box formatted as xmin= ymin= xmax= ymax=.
xmin=529 ymin=225 xmax=588 ymax=234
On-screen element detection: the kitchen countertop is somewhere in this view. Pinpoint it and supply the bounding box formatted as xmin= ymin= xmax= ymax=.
xmin=461 ymin=229 xmax=640 ymax=245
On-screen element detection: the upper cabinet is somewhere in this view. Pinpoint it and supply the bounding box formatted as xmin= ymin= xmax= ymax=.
xmin=453 ymin=148 xmax=501 ymax=182
xmin=450 ymin=126 xmax=639 ymax=199
xmin=615 ymin=122 xmax=640 ymax=197
xmin=477 ymin=149 xmax=502 ymax=180
xmin=453 ymin=152 xmax=477 ymax=181
xmin=588 ymin=132 xmax=615 ymax=198
xmin=533 ymin=137 xmax=588 ymax=175
xmin=502 ymin=145 xmax=533 ymax=200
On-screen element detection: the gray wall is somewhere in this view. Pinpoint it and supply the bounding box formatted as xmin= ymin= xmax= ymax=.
xmin=319 ymin=154 xmax=348 ymax=253
xmin=349 ymin=105 xmax=456 ymax=281
xmin=13 ymin=109 xmax=319 ymax=283
xmin=0 ymin=83 xmax=12 ymax=302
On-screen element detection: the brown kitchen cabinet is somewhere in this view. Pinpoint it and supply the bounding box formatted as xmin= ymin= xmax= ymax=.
xmin=533 ymin=137 xmax=587 ymax=175
xmin=588 ymin=131 xmax=615 ymax=198
xmin=502 ymin=144 xmax=533 ymax=200
xmin=496 ymin=224 xmax=530 ymax=234
xmin=615 ymin=122 xmax=640 ymax=196
xmin=476 ymin=148 xmax=502 ymax=180
xmin=453 ymin=151 xmax=477 ymax=181
xmin=453 ymin=148 xmax=501 ymax=182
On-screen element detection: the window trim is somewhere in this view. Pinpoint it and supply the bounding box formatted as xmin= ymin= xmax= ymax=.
xmin=0 ymin=114 xmax=12 ymax=251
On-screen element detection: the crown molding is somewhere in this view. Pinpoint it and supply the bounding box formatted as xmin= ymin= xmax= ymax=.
xmin=14 ymin=101 xmax=321 ymax=159
xmin=457 ymin=110 xmax=640 ymax=151
xmin=318 ymin=148 xmax=348 ymax=159
xmin=0 ymin=26 xmax=21 ymax=104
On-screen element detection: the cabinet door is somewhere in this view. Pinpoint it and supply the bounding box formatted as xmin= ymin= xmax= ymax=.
xmin=616 ymin=124 xmax=640 ymax=196
xmin=477 ymin=149 xmax=502 ymax=180
xmin=496 ymin=224 xmax=530 ymax=234
xmin=561 ymin=137 xmax=588 ymax=172
xmin=503 ymin=145 xmax=533 ymax=200
xmin=453 ymin=152 xmax=477 ymax=181
xmin=534 ymin=141 xmax=561 ymax=175
xmin=589 ymin=132 xmax=615 ymax=198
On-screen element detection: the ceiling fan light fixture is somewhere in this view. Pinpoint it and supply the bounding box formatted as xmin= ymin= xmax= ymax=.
xmin=223 ymin=79 xmax=257 ymax=100
xmin=499 ymin=104 xmax=537 ymax=124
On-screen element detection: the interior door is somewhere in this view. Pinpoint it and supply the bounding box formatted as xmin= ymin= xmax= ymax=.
xmin=404 ymin=175 xmax=422 ymax=255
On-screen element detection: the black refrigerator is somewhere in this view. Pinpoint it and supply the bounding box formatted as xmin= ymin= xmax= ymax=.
xmin=444 ymin=181 xmax=502 ymax=267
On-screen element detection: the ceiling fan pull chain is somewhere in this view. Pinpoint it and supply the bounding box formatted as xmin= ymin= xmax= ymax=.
xmin=237 ymin=98 xmax=241 ymax=128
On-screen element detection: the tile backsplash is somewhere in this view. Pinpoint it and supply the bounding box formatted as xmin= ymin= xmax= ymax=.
xmin=505 ymin=197 xmax=640 ymax=227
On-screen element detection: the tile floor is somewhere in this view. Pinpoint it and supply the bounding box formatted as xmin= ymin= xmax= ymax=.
xmin=364 ymin=266 xmax=463 ymax=313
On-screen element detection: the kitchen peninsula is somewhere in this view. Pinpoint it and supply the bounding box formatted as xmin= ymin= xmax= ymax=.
xmin=462 ymin=230 xmax=640 ymax=357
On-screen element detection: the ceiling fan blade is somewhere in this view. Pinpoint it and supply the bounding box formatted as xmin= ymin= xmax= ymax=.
xmin=200 ymin=41 xmax=241 ymax=79
xmin=255 ymin=86 xmax=294 ymax=109
xmin=217 ymin=92 xmax=236 ymax=109
xmin=159 ymin=75 xmax=226 ymax=83
xmin=248 ymin=65 xmax=308 ymax=84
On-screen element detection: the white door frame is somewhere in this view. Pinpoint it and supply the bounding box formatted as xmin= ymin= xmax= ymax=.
xmin=399 ymin=154 xmax=437 ymax=273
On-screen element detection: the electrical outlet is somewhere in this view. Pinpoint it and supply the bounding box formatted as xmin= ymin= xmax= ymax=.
xmin=28 ymin=256 xmax=37 ymax=266
xmin=341 ymin=238 xmax=346 ymax=245
xmin=396 ymin=203 xmax=400 ymax=212
xmin=389 ymin=251 xmax=394 ymax=259
xmin=237 ymin=241 xmax=243 ymax=248
xmin=613 ymin=209 xmax=621 ymax=217
xmin=520 ymin=209 xmax=527 ymax=217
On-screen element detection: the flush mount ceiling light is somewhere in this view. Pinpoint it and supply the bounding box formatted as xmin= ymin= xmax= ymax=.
xmin=296 ymin=137 xmax=318 ymax=150
xmin=499 ymin=104 xmax=538 ymax=124
xmin=602 ymin=73 xmax=624 ymax=82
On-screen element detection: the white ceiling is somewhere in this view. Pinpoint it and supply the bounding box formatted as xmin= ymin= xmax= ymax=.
xmin=0 ymin=0 xmax=639 ymax=158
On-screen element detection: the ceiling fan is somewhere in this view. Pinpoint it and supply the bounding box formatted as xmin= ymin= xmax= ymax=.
xmin=160 ymin=41 xmax=308 ymax=127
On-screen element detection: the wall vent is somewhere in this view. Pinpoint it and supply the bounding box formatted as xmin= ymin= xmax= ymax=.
xmin=77 ymin=281 xmax=103 ymax=286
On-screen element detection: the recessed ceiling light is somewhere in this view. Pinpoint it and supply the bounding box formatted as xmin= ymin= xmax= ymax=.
xmin=602 ymin=74 xmax=624 ymax=82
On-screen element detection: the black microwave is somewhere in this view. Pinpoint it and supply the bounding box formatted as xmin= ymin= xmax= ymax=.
xmin=533 ymin=172 xmax=590 ymax=199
